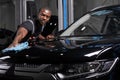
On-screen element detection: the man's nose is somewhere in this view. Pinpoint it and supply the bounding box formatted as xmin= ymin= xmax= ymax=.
xmin=43 ymin=16 xmax=47 ymax=20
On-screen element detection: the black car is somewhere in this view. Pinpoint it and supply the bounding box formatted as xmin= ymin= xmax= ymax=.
xmin=1 ymin=5 xmax=120 ymax=80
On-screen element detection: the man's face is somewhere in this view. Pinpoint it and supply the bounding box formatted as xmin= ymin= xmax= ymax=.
xmin=38 ymin=9 xmax=51 ymax=25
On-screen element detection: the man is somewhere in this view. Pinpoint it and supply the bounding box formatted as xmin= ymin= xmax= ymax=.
xmin=9 ymin=7 xmax=55 ymax=48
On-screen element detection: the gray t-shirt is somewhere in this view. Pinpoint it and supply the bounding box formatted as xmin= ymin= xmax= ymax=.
xmin=18 ymin=19 xmax=42 ymax=42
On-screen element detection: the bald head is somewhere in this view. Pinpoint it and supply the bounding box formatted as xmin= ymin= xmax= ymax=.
xmin=39 ymin=8 xmax=52 ymax=15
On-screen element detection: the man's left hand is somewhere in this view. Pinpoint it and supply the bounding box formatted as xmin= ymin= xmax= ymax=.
xmin=46 ymin=34 xmax=54 ymax=39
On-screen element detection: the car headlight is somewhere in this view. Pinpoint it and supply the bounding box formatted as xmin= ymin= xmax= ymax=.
xmin=42 ymin=57 xmax=119 ymax=80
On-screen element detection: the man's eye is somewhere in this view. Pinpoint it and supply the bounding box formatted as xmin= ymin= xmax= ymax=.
xmin=40 ymin=13 xmax=50 ymax=19
xmin=40 ymin=14 xmax=44 ymax=16
xmin=44 ymin=15 xmax=50 ymax=18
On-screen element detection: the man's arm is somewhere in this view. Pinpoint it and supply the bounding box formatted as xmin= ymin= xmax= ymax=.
xmin=38 ymin=34 xmax=46 ymax=40
xmin=8 ymin=27 xmax=28 ymax=47
xmin=46 ymin=34 xmax=54 ymax=39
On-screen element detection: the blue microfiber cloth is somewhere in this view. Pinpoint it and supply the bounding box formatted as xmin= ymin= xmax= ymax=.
xmin=2 ymin=42 xmax=30 ymax=54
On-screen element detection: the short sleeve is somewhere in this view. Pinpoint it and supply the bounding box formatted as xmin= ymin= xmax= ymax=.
xmin=19 ymin=20 xmax=33 ymax=32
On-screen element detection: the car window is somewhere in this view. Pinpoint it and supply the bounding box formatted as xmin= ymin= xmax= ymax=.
xmin=70 ymin=9 xmax=120 ymax=36
xmin=73 ymin=15 xmax=106 ymax=35
xmin=61 ymin=8 xmax=120 ymax=37
xmin=104 ymin=16 xmax=120 ymax=35
xmin=72 ymin=11 xmax=112 ymax=36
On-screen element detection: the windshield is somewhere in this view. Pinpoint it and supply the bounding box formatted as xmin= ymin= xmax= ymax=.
xmin=61 ymin=8 xmax=120 ymax=36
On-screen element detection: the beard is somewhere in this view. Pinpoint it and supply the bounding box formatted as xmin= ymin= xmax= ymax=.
xmin=39 ymin=19 xmax=47 ymax=25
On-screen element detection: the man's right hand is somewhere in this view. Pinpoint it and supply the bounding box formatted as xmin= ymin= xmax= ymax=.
xmin=8 ymin=41 xmax=19 ymax=48
xmin=38 ymin=34 xmax=45 ymax=40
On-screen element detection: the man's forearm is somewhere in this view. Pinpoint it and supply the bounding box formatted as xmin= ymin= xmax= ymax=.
xmin=9 ymin=27 xmax=28 ymax=47
xmin=8 ymin=33 xmax=23 ymax=48
xmin=13 ymin=33 xmax=23 ymax=44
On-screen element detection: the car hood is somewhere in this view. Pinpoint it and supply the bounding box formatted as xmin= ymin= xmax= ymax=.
xmin=8 ymin=35 xmax=119 ymax=63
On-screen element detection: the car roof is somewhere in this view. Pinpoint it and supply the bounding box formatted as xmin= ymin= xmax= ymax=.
xmin=90 ymin=4 xmax=120 ymax=12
